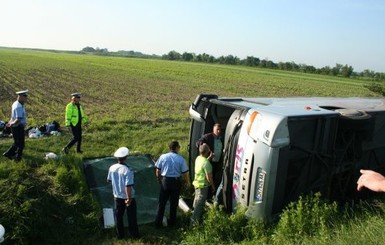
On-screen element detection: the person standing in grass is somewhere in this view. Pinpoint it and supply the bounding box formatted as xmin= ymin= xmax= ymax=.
xmin=196 ymin=123 xmax=223 ymax=199
xmin=191 ymin=143 xmax=215 ymax=225
xmin=154 ymin=141 xmax=190 ymax=227
xmin=107 ymin=147 xmax=140 ymax=240
xmin=2 ymin=90 xmax=29 ymax=161
xmin=62 ymin=92 xmax=88 ymax=154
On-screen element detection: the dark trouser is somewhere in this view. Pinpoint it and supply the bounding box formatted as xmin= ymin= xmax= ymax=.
xmin=207 ymin=161 xmax=223 ymax=201
xmin=115 ymin=198 xmax=139 ymax=239
xmin=4 ymin=125 xmax=25 ymax=160
xmin=155 ymin=177 xmax=181 ymax=227
xmin=212 ymin=161 xmax=223 ymax=190
xmin=65 ymin=124 xmax=82 ymax=152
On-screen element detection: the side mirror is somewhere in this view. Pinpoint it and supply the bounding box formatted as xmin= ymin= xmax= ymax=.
xmin=189 ymin=104 xmax=204 ymax=123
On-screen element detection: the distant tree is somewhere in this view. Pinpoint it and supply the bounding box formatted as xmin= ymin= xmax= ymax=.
xmin=244 ymin=56 xmax=260 ymax=67
xmin=224 ymin=55 xmax=234 ymax=64
xmin=82 ymin=46 xmax=96 ymax=52
xmin=340 ymin=65 xmax=354 ymax=77
xmin=218 ymin=56 xmax=225 ymax=64
xmin=331 ymin=63 xmax=343 ymax=76
xmin=282 ymin=62 xmax=293 ymax=70
xmin=318 ymin=66 xmax=331 ymax=75
xmin=201 ymin=53 xmax=211 ymax=63
xmin=260 ymin=59 xmax=267 ymax=68
xmin=223 ymin=55 xmax=239 ymax=65
xmin=299 ymin=64 xmax=316 ymax=73
xmin=360 ymin=69 xmax=376 ymax=78
xmin=266 ymin=60 xmax=277 ymax=69
xmin=182 ymin=52 xmax=194 ymax=61
xmin=373 ymin=72 xmax=385 ymax=81
xmin=166 ymin=50 xmax=181 ymax=60
xmin=96 ymin=48 xmax=109 ymax=53
xmin=291 ymin=62 xmax=300 ymax=71
xmin=195 ymin=54 xmax=203 ymax=62
xmin=357 ymin=70 xmax=385 ymax=81
xmin=286 ymin=62 xmax=294 ymax=70
xmin=157 ymin=49 xmax=385 ymax=80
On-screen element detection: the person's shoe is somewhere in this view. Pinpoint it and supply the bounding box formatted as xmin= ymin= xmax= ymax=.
xmin=62 ymin=147 xmax=69 ymax=154
xmin=76 ymin=150 xmax=83 ymax=154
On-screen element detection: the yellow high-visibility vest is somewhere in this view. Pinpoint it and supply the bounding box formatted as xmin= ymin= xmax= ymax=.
xmin=65 ymin=102 xmax=87 ymax=127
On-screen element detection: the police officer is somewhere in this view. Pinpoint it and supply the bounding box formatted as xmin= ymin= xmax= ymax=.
xmin=154 ymin=141 xmax=190 ymax=227
xmin=3 ymin=90 xmax=28 ymax=161
xmin=62 ymin=92 xmax=88 ymax=154
xmin=107 ymin=147 xmax=140 ymax=239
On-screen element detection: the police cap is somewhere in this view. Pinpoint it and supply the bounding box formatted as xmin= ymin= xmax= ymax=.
xmin=71 ymin=92 xmax=81 ymax=98
xmin=16 ymin=90 xmax=29 ymax=97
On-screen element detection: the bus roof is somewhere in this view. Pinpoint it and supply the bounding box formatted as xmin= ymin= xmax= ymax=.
xmin=212 ymin=97 xmax=385 ymax=117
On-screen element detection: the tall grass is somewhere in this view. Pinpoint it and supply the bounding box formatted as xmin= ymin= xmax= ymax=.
xmin=180 ymin=194 xmax=385 ymax=245
xmin=181 ymin=205 xmax=269 ymax=245
xmin=0 ymin=155 xmax=102 ymax=244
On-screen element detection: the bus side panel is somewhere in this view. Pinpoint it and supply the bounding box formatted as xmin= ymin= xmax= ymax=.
xmin=232 ymin=112 xmax=255 ymax=210
xmin=222 ymin=109 xmax=245 ymax=213
xmin=245 ymin=143 xmax=281 ymax=220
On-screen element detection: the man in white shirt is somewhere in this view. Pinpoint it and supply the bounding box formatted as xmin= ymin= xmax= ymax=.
xmin=107 ymin=147 xmax=139 ymax=240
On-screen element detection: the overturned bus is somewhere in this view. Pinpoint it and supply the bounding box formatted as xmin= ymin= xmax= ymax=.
xmin=188 ymin=94 xmax=385 ymax=220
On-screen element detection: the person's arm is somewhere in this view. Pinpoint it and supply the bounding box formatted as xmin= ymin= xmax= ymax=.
xmin=155 ymin=168 xmax=163 ymax=184
xmin=357 ymin=169 xmax=385 ymax=192
xmin=207 ymin=150 xmax=214 ymax=161
xmin=206 ymin=172 xmax=215 ymax=193
xmin=182 ymin=172 xmax=190 ymax=187
xmin=6 ymin=118 xmax=21 ymax=127
xmin=65 ymin=103 xmax=73 ymax=127
xmin=6 ymin=105 xmax=23 ymax=127
xmin=125 ymin=186 xmax=132 ymax=206
xmin=196 ymin=133 xmax=209 ymax=148
xmin=106 ymin=170 xmax=111 ymax=183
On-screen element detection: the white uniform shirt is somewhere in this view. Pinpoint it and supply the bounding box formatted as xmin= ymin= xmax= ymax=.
xmin=107 ymin=163 xmax=135 ymax=199
xmin=11 ymin=100 xmax=27 ymax=127
xmin=155 ymin=152 xmax=189 ymax=177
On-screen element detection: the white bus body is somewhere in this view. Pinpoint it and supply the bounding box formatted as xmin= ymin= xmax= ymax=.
xmin=188 ymin=94 xmax=385 ymax=220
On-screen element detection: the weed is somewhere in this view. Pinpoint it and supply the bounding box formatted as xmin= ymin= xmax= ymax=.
xmin=272 ymin=192 xmax=338 ymax=244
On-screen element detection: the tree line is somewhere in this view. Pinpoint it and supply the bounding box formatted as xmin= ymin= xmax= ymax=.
xmin=81 ymin=47 xmax=385 ymax=81
xmin=162 ymin=50 xmax=385 ymax=81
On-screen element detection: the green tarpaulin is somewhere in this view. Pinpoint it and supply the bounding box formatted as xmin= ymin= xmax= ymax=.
xmin=83 ymin=155 xmax=160 ymax=225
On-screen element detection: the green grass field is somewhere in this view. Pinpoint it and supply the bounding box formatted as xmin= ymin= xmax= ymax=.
xmin=0 ymin=47 xmax=384 ymax=244
xmin=0 ymin=47 xmax=376 ymax=157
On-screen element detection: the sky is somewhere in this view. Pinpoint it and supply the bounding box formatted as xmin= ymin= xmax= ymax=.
xmin=1 ymin=0 xmax=385 ymax=72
